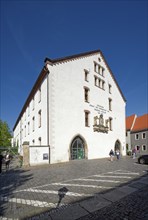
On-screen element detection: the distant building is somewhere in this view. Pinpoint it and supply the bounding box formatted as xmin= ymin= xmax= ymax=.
xmin=13 ymin=49 xmax=126 ymax=165
xmin=126 ymin=114 xmax=148 ymax=155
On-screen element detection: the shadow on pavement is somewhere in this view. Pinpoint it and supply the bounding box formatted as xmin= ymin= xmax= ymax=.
xmin=0 ymin=158 xmax=33 ymax=217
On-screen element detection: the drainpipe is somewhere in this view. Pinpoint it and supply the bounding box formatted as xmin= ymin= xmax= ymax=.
xmin=45 ymin=66 xmax=50 ymax=163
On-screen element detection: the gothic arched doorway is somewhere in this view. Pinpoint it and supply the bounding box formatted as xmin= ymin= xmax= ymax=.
xmin=70 ymin=136 xmax=87 ymax=160
xmin=114 ymin=140 xmax=121 ymax=154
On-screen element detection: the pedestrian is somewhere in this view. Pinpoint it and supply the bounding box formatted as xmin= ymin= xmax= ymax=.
xmin=5 ymin=152 xmax=11 ymax=171
xmin=116 ymin=149 xmax=120 ymax=160
xmin=0 ymin=153 xmax=4 ymax=173
xmin=132 ymin=148 xmax=136 ymax=159
xmin=109 ymin=149 xmax=114 ymax=162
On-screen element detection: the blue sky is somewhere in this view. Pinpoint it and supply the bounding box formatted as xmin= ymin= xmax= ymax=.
xmin=0 ymin=0 xmax=147 ymax=131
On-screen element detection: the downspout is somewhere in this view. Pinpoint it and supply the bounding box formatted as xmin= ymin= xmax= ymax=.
xmin=46 ymin=66 xmax=50 ymax=163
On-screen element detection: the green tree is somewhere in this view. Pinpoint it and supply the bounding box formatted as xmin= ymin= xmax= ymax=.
xmin=0 ymin=119 xmax=12 ymax=147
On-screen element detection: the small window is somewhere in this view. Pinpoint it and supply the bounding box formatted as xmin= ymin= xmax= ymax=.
xmin=28 ymin=122 xmax=30 ymax=135
xmin=135 ymin=134 xmax=139 ymax=140
xmin=84 ymin=87 xmax=90 ymax=103
xmin=38 ymin=137 xmax=41 ymax=145
xmin=102 ymin=81 xmax=105 ymax=90
xmin=142 ymin=145 xmax=147 ymax=151
xmin=38 ymin=110 xmax=41 ymax=127
xmin=109 ymin=84 xmax=112 ymax=94
xmin=109 ymin=117 xmax=113 ymax=131
xmin=32 ymin=139 xmax=35 ymax=145
xmin=94 ymin=76 xmax=98 ymax=86
xmin=84 ymin=110 xmax=90 ymax=127
xmin=109 ymin=98 xmax=112 ymax=111
xmin=32 ymin=117 xmax=35 ymax=132
xmin=84 ymin=69 xmax=89 ymax=82
xmin=142 ymin=133 xmax=146 ymax=139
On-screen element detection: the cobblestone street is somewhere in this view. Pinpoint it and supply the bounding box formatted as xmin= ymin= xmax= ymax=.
xmin=0 ymin=156 xmax=148 ymax=219
xmin=78 ymin=185 xmax=148 ymax=220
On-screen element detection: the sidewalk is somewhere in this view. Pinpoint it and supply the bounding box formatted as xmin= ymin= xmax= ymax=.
xmin=27 ymin=172 xmax=148 ymax=220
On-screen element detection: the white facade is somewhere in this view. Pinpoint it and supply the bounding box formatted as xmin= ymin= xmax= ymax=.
xmin=13 ymin=50 xmax=126 ymax=165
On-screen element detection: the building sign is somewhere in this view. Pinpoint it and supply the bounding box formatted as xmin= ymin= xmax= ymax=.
xmin=89 ymin=104 xmax=108 ymax=114
xmin=93 ymin=114 xmax=109 ymax=133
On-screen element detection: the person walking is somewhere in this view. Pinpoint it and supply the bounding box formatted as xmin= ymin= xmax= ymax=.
xmin=116 ymin=149 xmax=120 ymax=160
xmin=5 ymin=152 xmax=11 ymax=171
xmin=109 ymin=149 xmax=114 ymax=162
xmin=0 ymin=153 xmax=4 ymax=173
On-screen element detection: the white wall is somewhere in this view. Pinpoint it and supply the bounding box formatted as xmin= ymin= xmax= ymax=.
xmin=47 ymin=52 xmax=126 ymax=163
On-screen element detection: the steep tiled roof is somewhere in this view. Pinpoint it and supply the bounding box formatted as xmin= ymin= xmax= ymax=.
xmin=132 ymin=114 xmax=148 ymax=132
xmin=126 ymin=114 xmax=136 ymax=131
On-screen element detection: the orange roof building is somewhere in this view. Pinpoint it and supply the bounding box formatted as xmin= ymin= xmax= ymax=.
xmin=126 ymin=114 xmax=148 ymax=155
xmin=132 ymin=114 xmax=148 ymax=133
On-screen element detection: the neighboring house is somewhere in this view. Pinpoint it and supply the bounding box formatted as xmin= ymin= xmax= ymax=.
xmin=13 ymin=49 xmax=126 ymax=165
xmin=126 ymin=114 xmax=137 ymax=152
xmin=126 ymin=114 xmax=148 ymax=155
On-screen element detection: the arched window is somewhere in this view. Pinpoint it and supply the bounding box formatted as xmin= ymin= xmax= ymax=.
xmin=70 ymin=136 xmax=85 ymax=160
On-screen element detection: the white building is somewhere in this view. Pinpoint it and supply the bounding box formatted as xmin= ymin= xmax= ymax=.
xmin=13 ymin=49 xmax=126 ymax=165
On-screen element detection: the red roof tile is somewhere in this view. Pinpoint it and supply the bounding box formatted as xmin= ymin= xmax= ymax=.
xmin=126 ymin=114 xmax=136 ymax=131
xmin=132 ymin=114 xmax=148 ymax=132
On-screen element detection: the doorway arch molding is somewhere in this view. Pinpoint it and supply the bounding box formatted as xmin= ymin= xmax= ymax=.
xmin=114 ymin=139 xmax=122 ymax=155
xmin=69 ymin=134 xmax=88 ymax=160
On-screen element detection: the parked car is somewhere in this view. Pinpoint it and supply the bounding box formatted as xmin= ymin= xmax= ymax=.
xmin=138 ymin=155 xmax=148 ymax=164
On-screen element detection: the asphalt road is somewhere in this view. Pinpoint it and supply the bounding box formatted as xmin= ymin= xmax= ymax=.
xmin=0 ymin=156 xmax=148 ymax=219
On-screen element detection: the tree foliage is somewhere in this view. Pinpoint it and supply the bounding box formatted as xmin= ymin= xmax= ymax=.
xmin=0 ymin=119 xmax=12 ymax=147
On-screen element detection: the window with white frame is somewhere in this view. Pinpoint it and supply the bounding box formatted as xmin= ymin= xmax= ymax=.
xmin=109 ymin=117 xmax=113 ymax=131
xmin=38 ymin=110 xmax=41 ymax=127
xmin=84 ymin=110 xmax=90 ymax=127
xmin=142 ymin=132 xmax=146 ymax=139
xmin=84 ymin=69 xmax=89 ymax=82
xmin=109 ymin=98 xmax=112 ymax=111
xmin=25 ymin=125 xmax=26 ymax=137
xmin=109 ymin=84 xmax=112 ymax=94
xmin=84 ymin=87 xmax=90 ymax=103
xmin=38 ymin=137 xmax=41 ymax=145
xmin=32 ymin=117 xmax=35 ymax=132
xmin=142 ymin=145 xmax=147 ymax=151
xmin=135 ymin=134 xmax=139 ymax=140
xmin=28 ymin=122 xmax=30 ymax=135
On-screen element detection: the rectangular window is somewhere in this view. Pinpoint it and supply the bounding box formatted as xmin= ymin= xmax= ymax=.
xmin=32 ymin=117 xmax=35 ymax=132
xmin=28 ymin=122 xmax=30 ymax=135
xmin=109 ymin=84 xmax=112 ymax=94
xmin=135 ymin=134 xmax=139 ymax=140
xmin=109 ymin=117 xmax=113 ymax=131
xmin=94 ymin=76 xmax=97 ymax=86
xmin=142 ymin=145 xmax=147 ymax=151
xmin=84 ymin=87 xmax=90 ymax=102
xmin=94 ymin=62 xmax=97 ymax=72
xmin=109 ymin=98 xmax=112 ymax=111
xmin=38 ymin=110 xmax=41 ymax=127
xmin=142 ymin=133 xmax=146 ymax=139
xmin=38 ymin=137 xmax=41 ymax=145
xmin=25 ymin=125 xmax=26 ymax=137
xmin=84 ymin=110 xmax=90 ymax=127
xmin=84 ymin=69 xmax=89 ymax=82
xmin=102 ymin=81 xmax=105 ymax=90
